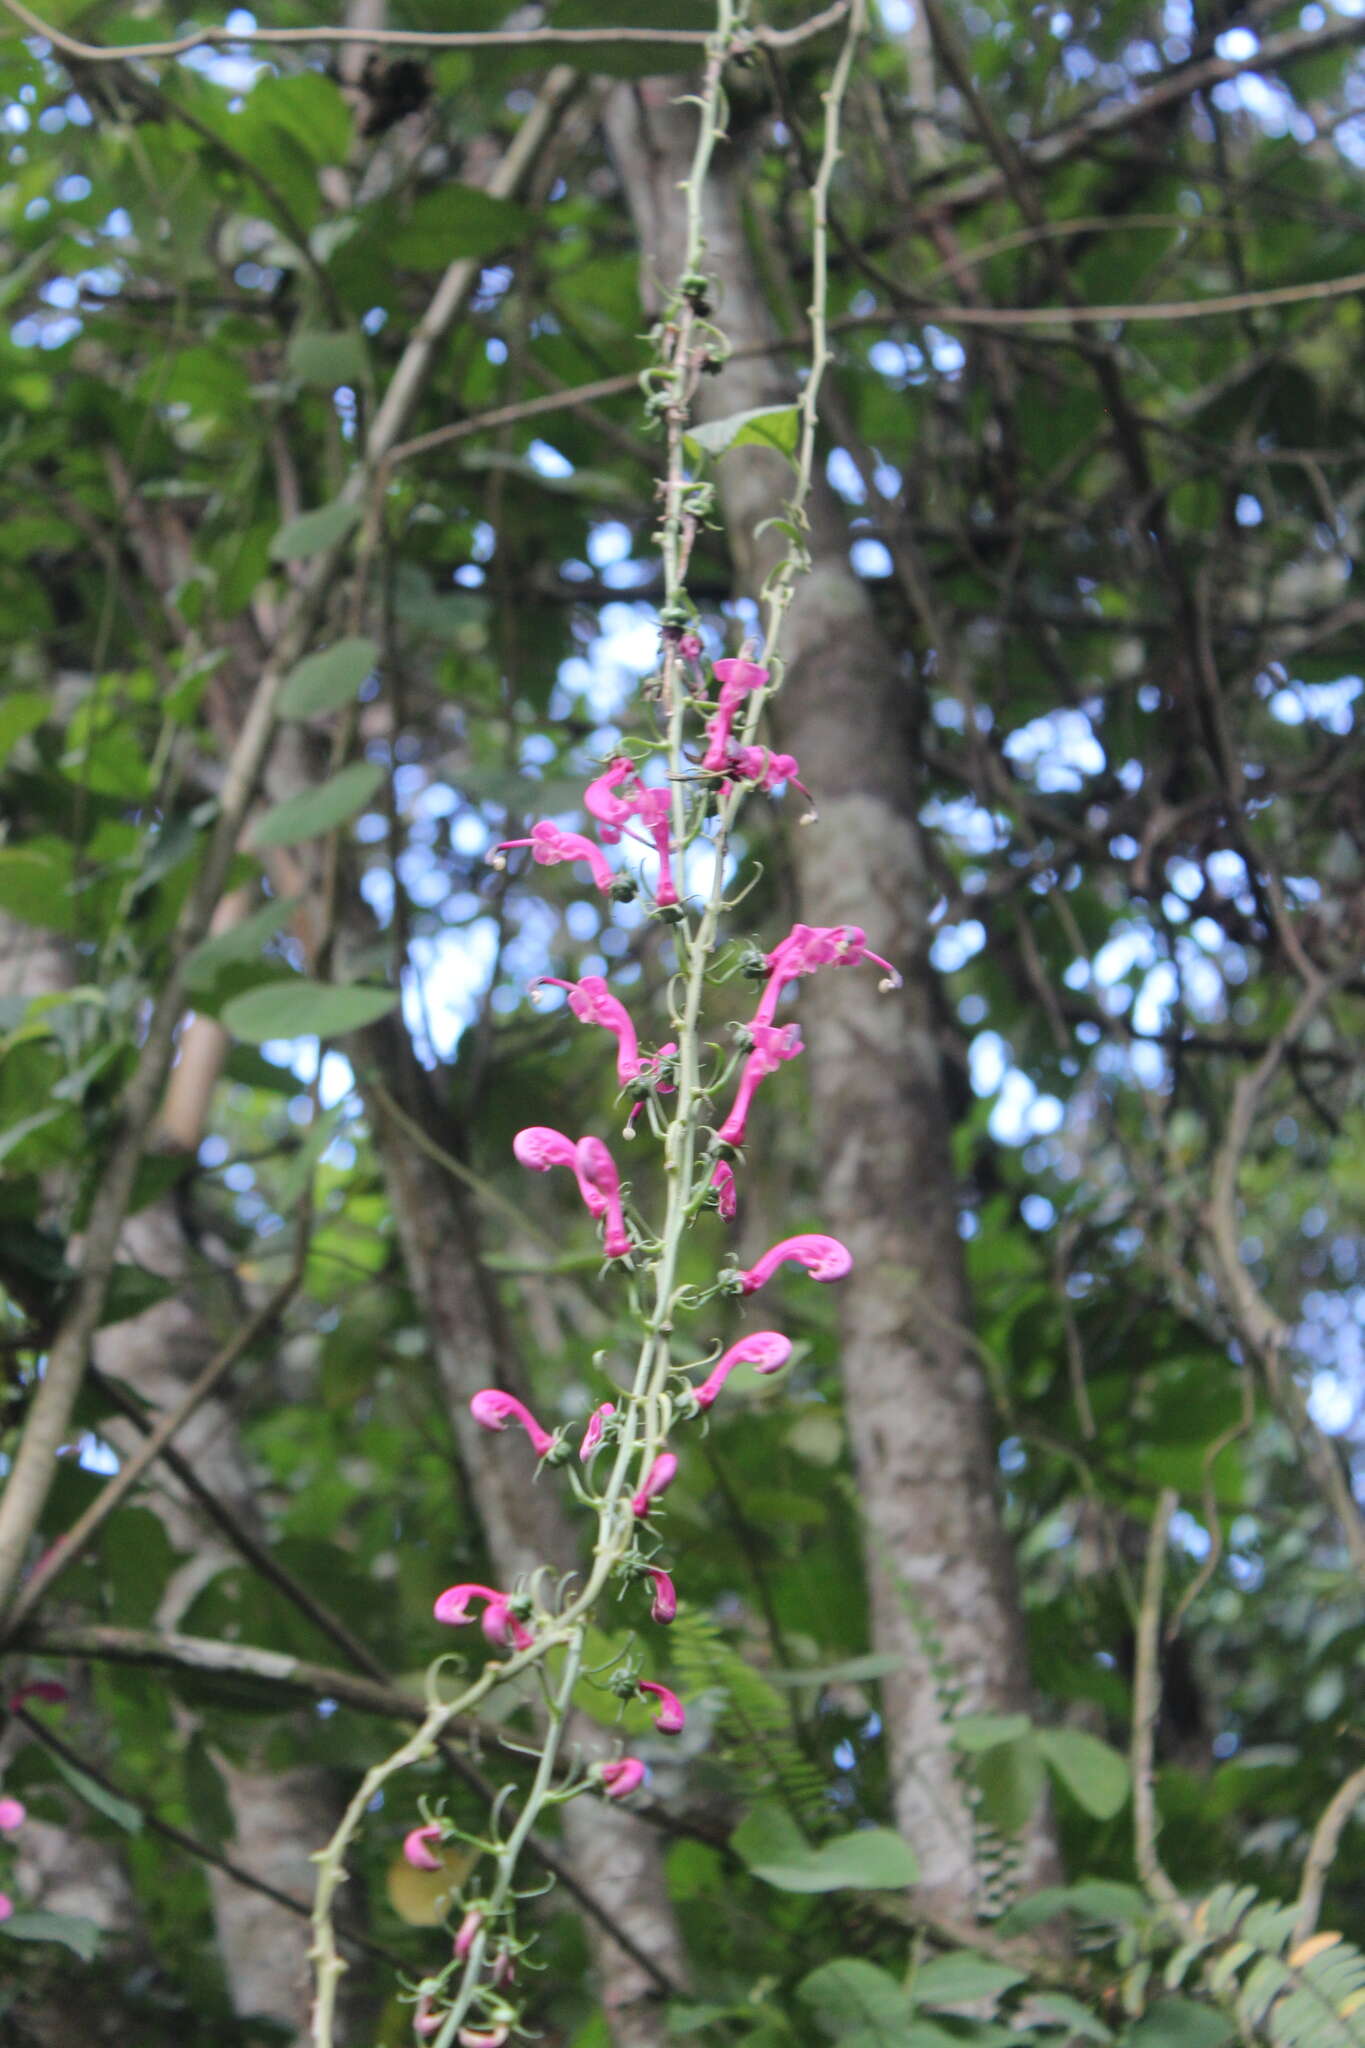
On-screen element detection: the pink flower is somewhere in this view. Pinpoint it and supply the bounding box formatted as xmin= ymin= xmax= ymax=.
xmin=489 ymin=820 xmax=615 ymax=893
xmin=491 ymin=1948 xmax=516 ymax=1988
xmin=533 ymin=974 xmax=642 ymax=1082
xmin=7 ymin=1680 xmax=67 ymax=1710
xmin=453 ymin=1905 xmax=483 ymax=1960
xmin=637 ymin=1680 xmax=686 ymax=1733
xmin=738 ymin=1234 xmax=853 ymax=1293
xmin=647 ymin=1566 xmax=677 ymax=1623
xmin=678 ymin=632 xmax=703 ymax=660
xmin=702 ymin=655 xmax=769 ymax=771
xmin=694 ymin=1331 xmax=793 ymax=1409
xmin=413 ymin=2001 xmax=442 ymax=2039
xmin=710 ymin=1160 xmax=737 ymax=1219
xmin=632 ymin=1450 xmax=678 ymax=1517
xmin=481 ymin=1599 xmax=534 ymax=1652
xmin=0 ymin=1798 xmax=24 ymax=1833
xmin=597 ymin=1757 xmax=646 ymax=1799
xmin=726 ymin=745 xmax=815 ymax=817
xmin=0 ymin=1892 xmax=11 ymax=1923
xmin=716 ymin=1023 xmax=803 ymax=1147
xmin=513 ymin=1127 xmax=631 ymax=1258
xmin=573 ymin=1136 xmax=631 ymax=1258
xmin=434 ymin=1582 xmax=531 ymax=1648
xmin=512 ymin=1124 xmax=578 ymax=1173
xmin=458 ymin=2029 xmax=509 ymax=2047
xmin=752 ymin=923 xmax=902 ymax=1028
xmin=581 ymin=762 xmax=678 ymax=905
xmin=469 ymin=1389 xmax=555 ymax=1459
xmin=579 ymin=1402 xmax=615 ymax=1461
xmin=582 ymin=757 xmax=637 ymax=843
xmin=403 ymin=1823 xmax=444 ymax=1871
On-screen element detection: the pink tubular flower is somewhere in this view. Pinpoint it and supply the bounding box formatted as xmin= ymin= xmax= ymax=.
xmin=694 ymin=1331 xmax=793 ymax=1409
xmin=459 ymin=2029 xmax=509 ymax=2048
xmin=514 ymin=1127 xmax=630 ymax=1258
xmin=0 ymin=1799 xmax=25 ymax=1835
xmin=403 ymin=1823 xmax=444 ymax=1871
xmin=0 ymin=1893 xmax=11 ymax=1924
xmin=573 ymin=1136 xmax=631 ymax=1258
xmin=434 ymin=1582 xmax=530 ymax=1648
xmin=710 ymin=1160 xmax=737 ymax=1219
xmin=579 ymin=1401 xmax=616 ymax=1461
xmin=454 ymin=1905 xmax=483 ymax=1960
xmin=623 ymin=782 xmax=678 ymax=908
xmin=637 ymin=1680 xmax=686 ymax=1733
xmin=413 ymin=2003 xmax=442 ymax=2040
xmin=481 ymin=1599 xmax=534 ymax=1652
xmin=647 ymin=1566 xmax=677 ymax=1623
xmin=469 ymin=1389 xmax=555 ymax=1459
xmin=702 ymin=655 xmax=770 ymax=771
xmin=738 ymin=1234 xmax=854 ymax=1294
xmin=533 ymin=974 xmax=642 ymax=1082
xmin=678 ymin=631 xmax=703 ymax=661
xmin=583 ymin=757 xmax=637 ymax=843
xmin=752 ymin=923 xmax=902 ymax=1028
xmin=489 ymin=820 xmax=615 ymax=894
xmin=632 ymin=1451 xmax=678 ymax=1518
xmin=597 ymin=1757 xmax=646 ymax=1799
xmin=716 ymin=1023 xmax=803 ymax=1148
xmin=512 ymin=1124 xmax=578 ymax=1174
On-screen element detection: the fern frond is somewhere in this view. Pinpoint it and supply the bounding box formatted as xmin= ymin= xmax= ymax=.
xmin=669 ymin=1606 xmax=829 ymax=1827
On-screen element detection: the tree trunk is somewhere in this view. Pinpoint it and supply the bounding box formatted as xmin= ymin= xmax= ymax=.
xmin=605 ymin=82 xmax=1061 ymax=1917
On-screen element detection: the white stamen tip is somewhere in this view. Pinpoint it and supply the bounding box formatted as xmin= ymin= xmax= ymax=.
xmin=878 ymin=974 xmax=901 ymax=994
xmin=488 ymin=852 xmax=507 ymax=870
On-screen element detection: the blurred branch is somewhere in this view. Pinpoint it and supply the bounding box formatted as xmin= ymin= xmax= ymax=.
xmin=1294 ymin=1764 xmax=1365 ymax=1944
xmin=1131 ymin=1488 xmax=1187 ymax=1922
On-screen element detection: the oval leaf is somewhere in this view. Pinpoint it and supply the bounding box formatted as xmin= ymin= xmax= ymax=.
xmin=733 ymin=1806 xmax=917 ymax=1893
xmin=914 ymin=1953 xmax=1028 ymax=2007
xmin=686 ymin=404 xmax=800 ymax=462
xmin=251 ymin=761 xmax=384 ymax=848
xmin=278 ymin=636 xmax=378 ymax=719
xmin=286 ymin=329 xmax=367 ymax=388
xmin=268 ymin=499 xmax=360 ymax=562
xmin=1037 ymin=1727 xmax=1131 ymax=1820
xmin=0 ymin=1910 xmax=101 ymax=1960
xmin=221 ymin=980 xmax=398 ymax=1045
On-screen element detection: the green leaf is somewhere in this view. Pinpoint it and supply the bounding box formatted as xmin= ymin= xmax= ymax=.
xmin=0 ymin=844 xmax=75 ymax=932
xmin=389 ymin=186 xmax=533 ymax=269
xmin=268 ymin=500 xmax=360 ymax=563
xmin=995 ymin=1882 xmax=1149 ymax=1935
xmin=799 ymin=1957 xmax=911 ymax=2043
xmin=732 ymin=1805 xmax=918 ymax=1892
xmin=184 ymin=896 xmax=302 ymax=992
xmin=278 ymin=637 xmax=379 ymax=719
xmin=0 ymin=690 xmax=48 ymax=762
xmin=972 ymin=1732 xmax=1046 ymax=1835
xmin=286 ymin=329 xmax=367 ymax=388
xmin=950 ymin=1712 xmax=1033 ymax=1752
xmin=913 ymin=1954 xmax=1028 ymax=2007
xmin=251 ymin=762 xmax=385 ymax=847
xmin=50 ymin=1753 xmax=142 ymax=1835
xmin=1027 ymin=1995 xmax=1114 ymax=2041
xmin=685 ymin=404 xmax=800 ymax=463
xmin=0 ymin=1910 xmax=101 ymax=1960
xmin=771 ymin=1652 xmax=904 ymax=1688
xmin=1037 ymin=1728 xmax=1131 ymax=1820
xmin=221 ymin=980 xmax=399 ymax=1045
xmin=1126 ymin=2000 xmax=1234 ymax=2048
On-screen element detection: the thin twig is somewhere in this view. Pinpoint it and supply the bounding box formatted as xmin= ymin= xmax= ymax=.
xmin=1293 ymin=1764 xmax=1365 ymax=1945
xmin=0 ymin=0 xmax=849 ymax=60
xmin=1131 ymin=1488 xmax=1187 ymax=1923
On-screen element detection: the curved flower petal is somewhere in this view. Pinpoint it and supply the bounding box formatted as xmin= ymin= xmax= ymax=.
xmin=469 ymin=1389 xmax=555 ymax=1459
xmin=738 ymin=1234 xmax=853 ymax=1293
xmin=403 ymin=1823 xmax=444 ymax=1871
xmin=637 ymin=1680 xmax=686 ymax=1733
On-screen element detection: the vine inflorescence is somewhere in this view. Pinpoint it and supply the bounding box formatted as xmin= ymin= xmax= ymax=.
xmin=308 ymin=5 xmax=871 ymax=2042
